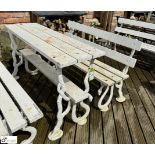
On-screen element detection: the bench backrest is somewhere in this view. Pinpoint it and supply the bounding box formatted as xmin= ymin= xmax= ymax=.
xmin=118 ymin=18 xmax=155 ymax=31
xmin=115 ymin=18 xmax=155 ymax=41
xmin=67 ymin=20 xmax=142 ymax=68
xmin=67 ymin=20 xmax=142 ymax=51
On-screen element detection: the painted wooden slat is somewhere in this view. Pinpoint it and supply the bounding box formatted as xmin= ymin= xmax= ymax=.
xmin=20 ymin=49 xmax=89 ymax=103
xmin=66 ymin=33 xmax=137 ymax=68
xmin=115 ymin=27 xmax=155 ymax=41
xmin=17 ymin=24 xmax=93 ymax=62
xmin=0 ymin=83 xmax=27 ymax=133
xmin=94 ymin=60 xmax=129 ymax=79
xmin=83 ymin=61 xmax=122 ymax=82
xmin=67 ymin=20 xmax=142 ymax=51
xmin=5 ymin=24 xmax=77 ymax=68
xmin=0 ymin=62 xmax=43 ymax=123
xmin=75 ymin=63 xmax=114 ymax=86
xmin=118 ymin=18 xmax=155 ymax=30
xmin=25 ymin=23 xmax=105 ymax=59
xmin=0 ymin=118 xmax=9 ymax=136
xmin=141 ymin=43 xmax=155 ymax=53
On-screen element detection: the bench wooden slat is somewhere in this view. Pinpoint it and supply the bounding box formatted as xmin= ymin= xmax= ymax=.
xmin=26 ymin=23 xmax=106 ymax=59
xmin=94 ymin=60 xmax=129 ymax=79
xmin=141 ymin=43 xmax=155 ymax=53
xmin=0 ymin=83 xmax=27 ymax=133
xmin=0 ymin=118 xmax=9 ymax=136
xmin=115 ymin=27 xmax=155 ymax=41
xmin=83 ymin=61 xmax=123 ymax=82
xmin=67 ymin=20 xmax=142 ymax=51
xmin=75 ymin=63 xmax=114 ymax=86
xmin=17 ymin=23 xmax=93 ymax=63
xmin=118 ymin=18 xmax=155 ymax=30
xmin=6 ymin=24 xmax=77 ymax=68
xmin=0 ymin=62 xmax=43 ymax=123
xmin=20 ymin=49 xmax=89 ymax=103
xmin=66 ymin=33 xmax=137 ymax=68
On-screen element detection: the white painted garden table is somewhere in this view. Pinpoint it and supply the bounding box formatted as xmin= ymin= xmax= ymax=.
xmin=6 ymin=23 xmax=106 ymax=140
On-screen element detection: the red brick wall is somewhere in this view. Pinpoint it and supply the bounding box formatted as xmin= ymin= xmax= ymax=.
xmin=111 ymin=11 xmax=125 ymax=31
xmin=0 ymin=11 xmax=30 ymax=24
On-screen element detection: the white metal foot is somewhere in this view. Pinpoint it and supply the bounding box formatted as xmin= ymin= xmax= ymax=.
xmin=21 ymin=126 xmax=37 ymax=144
xmin=77 ymin=117 xmax=87 ymax=125
xmin=115 ymin=81 xmax=126 ymax=103
xmin=100 ymin=105 xmax=109 ymax=112
xmin=72 ymin=101 xmax=90 ymax=126
xmin=116 ymin=96 xmax=126 ymax=103
xmin=48 ymin=129 xmax=63 ymax=141
xmin=48 ymin=94 xmax=71 ymax=141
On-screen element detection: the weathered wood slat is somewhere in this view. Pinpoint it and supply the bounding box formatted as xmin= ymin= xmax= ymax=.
xmin=111 ymin=60 xmax=146 ymax=144
xmin=115 ymin=27 xmax=155 ymax=41
xmin=26 ymin=23 xmax=106 ymax=59
xmin=141 ymin=43 xmax=155 ymax=53
xmin=102 ymin=104 xmax=118 ymax=144
xmin=75 ymin=121 xmax=89 ymax=144
xmin=75 ymin=63 xmax=114 ymax=86
xmin=6 ymin=24 xmax=77 ymax=68
xmin=118 ymin=18 xmax=155 ymax=30
xmin=129 ymin=68 xmax=155 ymax=130
xmin=66 ymin=33 xmax=137 ymax=68
xmin=83 ymin=61 xmax=122 ymax=82
xmin=89 ymin=106 xmax=103 ymax=144
xmin=0 ymin=83 xmax=27 ymax=133
xmin=20 ymin=49 xmax=89 ymax=103
xmin=12 ymin=57 xmax=155 ymax=144
xmin=0 ymin=62 xmax=43 ymax=123
xmin=0 ymin=118 xmax=9 ymax=136
xmin=94 ymin=60 xmax=129 ymax=79
xmin=67 ymin=20 xmax=142 ymax=51
xmin=17 ymin=24 xmax=93 ymax=62
xmin=121 ymin=67 xmax=155 ymax=143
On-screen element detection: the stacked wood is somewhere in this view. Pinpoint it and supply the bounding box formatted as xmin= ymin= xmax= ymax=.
xmin=38 ymin=17 xmax=68 ymax=33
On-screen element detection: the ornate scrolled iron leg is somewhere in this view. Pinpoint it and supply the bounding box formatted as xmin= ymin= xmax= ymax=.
xmin=98 ymin=83 xmax=104 ymax=95
xmin=8 ymin=31 xmax=23 ymax=79
xmin=48 ymin=95 xmax=71 ymax=141
xmin=24 ymin=59 xmax=38 ymax=75
xmin=12 ymin=50 xmax=23 ymax=79
xmin=48 ymin=67 xmax=71 ymax=141
xmin=21 ymin=126 xmax=37 ymax=144
xmin=84 ymin=59 xmax=95 ymax=93
xmin=72 ymin=101 xmax=90 ymax=125
xmin=115 ymin=81 xmax=126 ymax=103
xmin=98 ymin=85 xmax=114 ymax=112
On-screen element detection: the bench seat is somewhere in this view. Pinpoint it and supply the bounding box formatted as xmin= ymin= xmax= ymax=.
xmin=0 ymin=61 xmax=43 ymax=143
xmin=75 ymin=59 xmax=129 ymax=86
xmin=66 ymin=20 xmax=142 ymax=112
xmin=0 ymin=117 xmax=9 ymax=137
xmin=20 ymin=49 xmax=89 ymax=104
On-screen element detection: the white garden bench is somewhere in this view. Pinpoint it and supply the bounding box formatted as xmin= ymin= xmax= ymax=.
xmin=0 ymin=61 xmax=43 ymax=144
xmin=6 ymin=23 xmax=107 ymax=141
xmin=66 ymin=20 xmax=142 ymax=111
xmin=115 ymin=18 xmax=155 ymax=54
xmin=19 ymin=49 xmax=91 ymax=140
xmin=115 ymin=18 xmax=155 ymax=84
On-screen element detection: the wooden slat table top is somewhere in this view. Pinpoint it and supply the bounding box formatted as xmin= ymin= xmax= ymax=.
xmin=6 ymin=23 xmax=106 ymax=68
